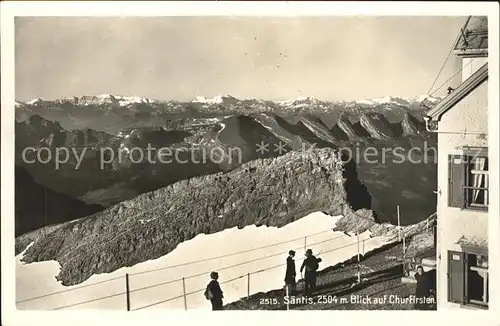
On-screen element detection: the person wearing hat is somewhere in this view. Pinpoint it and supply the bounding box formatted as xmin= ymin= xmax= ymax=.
xmin=300 ymin=249 xmax=321 ymax=296
xmin=205 ymin=271 xmax=224 ymax=310
xmin=284 ymin=250 xmax=297 ymax=295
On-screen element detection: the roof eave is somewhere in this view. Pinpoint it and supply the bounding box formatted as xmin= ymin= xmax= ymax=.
xmin=454 ymin=49 xmax=488 ymax=58
xmin=426 ymin=63 xmax=488 ymax=122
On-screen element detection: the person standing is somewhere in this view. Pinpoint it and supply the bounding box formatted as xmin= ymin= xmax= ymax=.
xmin=300 ymin=249 xmax=321 ymax=296
xmin=205 ymin=271 xmax=224 ymax=310
xmin=284 ymin=250 xmax=297 ymax=295
xmin=414 ymin=265 xmax=431 ymax=310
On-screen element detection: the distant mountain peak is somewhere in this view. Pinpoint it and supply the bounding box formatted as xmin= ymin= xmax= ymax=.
xmin=355 ymin=95 xmax=441 ymax=107
xmin=26 ymin=98 xmax=44 ymax=105
xmin=192 ymin=94 xmax=238 ymax=104
xmin=276 ymin=96 xmax=321 ymax=106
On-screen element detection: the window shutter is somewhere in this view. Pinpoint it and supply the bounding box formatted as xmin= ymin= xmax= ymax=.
xmin=448 ymin=250 xmax=465 ymax=304
xmin=448 ymin=155 xmax=465 ymax=208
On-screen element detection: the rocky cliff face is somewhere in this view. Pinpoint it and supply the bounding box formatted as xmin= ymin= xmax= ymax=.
xmin=18 ymin=148 xmax=353 ymax=286
xmin=401 ymin=112 xmax=426 ymax=136
xmin=359 ymin=113 xmax=396 ymax=140
xmin=298 ymin=116 xmax=339 ymax=145
xmin=250 ymin=113 xmax=306 ymax=150
xmin=336 ymin=116 xmax=361 ymax=141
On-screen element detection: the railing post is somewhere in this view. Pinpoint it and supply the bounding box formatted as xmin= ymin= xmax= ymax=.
xmin=125 ymin=273 xmax=131 ymax=311
xmin=182 ymin=277 xmax=187 ymax=311
xmin=356 ymin=230 xmax=361 ymax=283
xmin=397 ymin=205 xmax=401 ymax=242
xmin=356 ymin=231 xmax=360 ymax=262
xmin=247 ymin=273 xmax=250 ymax=300
xmin=403 ymin=234 xmax=406 ymax=262
xmin=433 ymin=224 xmax=437 ymax=249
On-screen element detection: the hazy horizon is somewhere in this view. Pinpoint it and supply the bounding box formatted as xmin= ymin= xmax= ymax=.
xmin=16 ymin=16 xmax=466 ymax=102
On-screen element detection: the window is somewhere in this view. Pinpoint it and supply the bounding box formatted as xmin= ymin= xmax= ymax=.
xmin=465 ymin=155 xmax=489 ymax=208
xmin=467 ymin=253 xmax=489 ymax=306
xmin=448 ymin=250 xmax=488 ymax=308
xmin=448 ymin=149 xmax=489 ymax=210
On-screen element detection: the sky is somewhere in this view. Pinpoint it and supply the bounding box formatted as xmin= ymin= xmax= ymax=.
xmin=15 ymin=16 xmax=467 ymax=102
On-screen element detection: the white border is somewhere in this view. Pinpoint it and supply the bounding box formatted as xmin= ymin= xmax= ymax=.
xmin=0 ymin=1 xmax=498 ymax=16
xmin=1 ymin=2 xmax=499 ymax=326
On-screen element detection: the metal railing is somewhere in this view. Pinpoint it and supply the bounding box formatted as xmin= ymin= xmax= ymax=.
xmin=17 ymin=213 xmax=436 ymax=311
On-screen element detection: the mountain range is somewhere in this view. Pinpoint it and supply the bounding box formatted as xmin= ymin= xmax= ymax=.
xmin=15 ymin=94 xmax=439 ymax=276
xmin=15 ymin=94 xmax=439 ymax=133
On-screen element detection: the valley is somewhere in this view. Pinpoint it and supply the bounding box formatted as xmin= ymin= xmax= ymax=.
xmin=15 ymin=94 xmax=438 ymax=302
xmin=15 ymin=94 xmax=437 ymax=230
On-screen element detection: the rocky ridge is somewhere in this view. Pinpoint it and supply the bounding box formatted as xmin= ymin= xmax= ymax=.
xmin=333 ymin=209 xmax=436 ymax=251
xmin=18 ymin=148 xmax=354 ymax=286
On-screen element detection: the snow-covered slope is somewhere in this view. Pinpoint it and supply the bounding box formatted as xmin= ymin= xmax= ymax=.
xmin=16 ymin=212 xmax=387 ymax=310
xmin=26 ymin=98 xmax=44 ymax=105
xmin=355 ymin=95 xmax=440 ymax=108
xmin=192 ymin=94 xmax=239 ymax=105
xmin=276 ymin=95 xmax=441 ymax=110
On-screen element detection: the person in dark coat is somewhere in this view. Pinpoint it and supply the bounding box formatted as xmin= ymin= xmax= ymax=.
xmin=300 ymin=249 xmax=321 ymax=296
xmin=207 ymin=271 xmax=224 ymax=310
xmin=414 ymin=265 xmax=432 ymax=310
xmin=284 ymin=250 xmax=296 ymax=295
